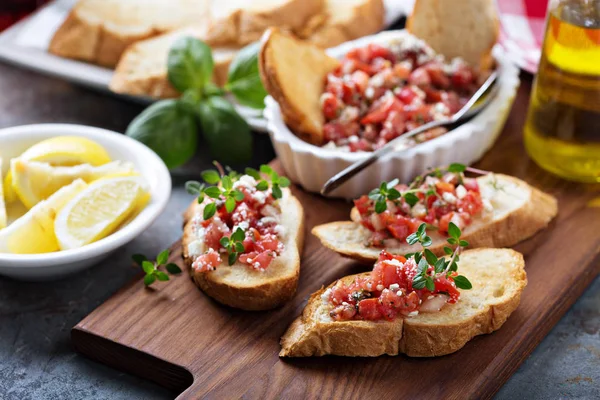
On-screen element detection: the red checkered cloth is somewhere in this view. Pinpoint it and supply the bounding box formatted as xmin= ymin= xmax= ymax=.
xmin=498 ymin=0 xmax=549 ymax=73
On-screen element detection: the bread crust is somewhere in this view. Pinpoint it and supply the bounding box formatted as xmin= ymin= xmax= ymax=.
xmin=182 ymin=189 xmax=305 ymax=311
xmin=259 ymin=28 xmax=339 ymax=145
xmin=312 ymin=174 xmax=558 ymax=264
xmin=280 ymin=248 xmax=527 ymax=357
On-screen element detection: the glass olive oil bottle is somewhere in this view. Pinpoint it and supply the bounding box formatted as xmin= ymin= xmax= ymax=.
xmin=524 ymin=0 xmax=600 ymax=182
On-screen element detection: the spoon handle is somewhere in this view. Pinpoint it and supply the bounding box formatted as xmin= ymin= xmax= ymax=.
xmin=320 ymin=119 xmax=446 ymax=195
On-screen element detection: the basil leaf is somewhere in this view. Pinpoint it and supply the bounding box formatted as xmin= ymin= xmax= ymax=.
xmin=225 ymin=42 xmax=267 ymax=109
xmin=126 ymin=99 xmax=197 ymax=169
xmin=453 ymin=275 xmax=472 ymax=290
xmin=167 ymin=37 xmax=214 ymax=92
xmin=197 ymin=96 xmax=252 ymax=164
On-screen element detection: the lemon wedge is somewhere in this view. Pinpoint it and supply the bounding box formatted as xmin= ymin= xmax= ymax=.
xmin=55 ymin=176 xmax=150 ymax=250
xmin=0 ymin=157 xmax=6 ymax=229
xmin=0 ymin=179 xmax=87 ymax=254
xmin=3 ymin=136 xmax=112 ymax=203
xmin=11 ymin=160 xmax=138 ymax=209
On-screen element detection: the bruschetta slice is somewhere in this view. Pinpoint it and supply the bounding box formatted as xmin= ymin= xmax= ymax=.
xmin=280 ymin=246 xmax=527 ymax=357
xmin=182 ymin=166 xmax=304 ymax=310
xmin=313 ymin=167 xmax=557 ymax=264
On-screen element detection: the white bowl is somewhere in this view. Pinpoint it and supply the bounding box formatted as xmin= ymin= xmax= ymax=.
xmin=0 ymin=124 xmax=171 ymax=280
xmin=265 ymin=30 xmax=521 ymax=199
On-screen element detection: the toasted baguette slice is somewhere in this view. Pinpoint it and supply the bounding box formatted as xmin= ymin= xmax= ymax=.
xmin=299 ymin=0 xmax=385 ymax=48
xmin=259 ymin=28 xmax=339 ymax=145
xmin=110 ymin=28 xmax=237 ymax=98
xmin=182 ymin=189 xmax=305 ymax=311
xmin=281 ymin=248 xmax=526 ymax=357
xmin=313 ymin=174 xmax=558 ymax=264
xmin=201 ymin=0 xmax=324 ymax=47
xmin=49 ymin=0 xmax=210 ymax=68
xmin=407 ymin=0 xmax=499 ymax=70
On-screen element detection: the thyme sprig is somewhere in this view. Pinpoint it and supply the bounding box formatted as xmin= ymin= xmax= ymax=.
xmin=220 ymin=227 xmax=246 ymax=265
xmin=406 ymin=222 xmax=472 ymax=291
xmin=133 ymin=249 xmax=183 ymax=286
xmin=245 ymin=165 xmax=290 ymax=199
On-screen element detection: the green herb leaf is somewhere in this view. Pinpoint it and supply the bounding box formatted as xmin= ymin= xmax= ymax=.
xmin=459 ymin=240 xmax=469 ymax=247
xmin=256 ymin=180 xmax=269 ymax=191
xmin=225 ymin=42 xmax=268 ymax=109
xmin=425 ymin=276 xmax=435 ymax=291
xmin=132 ymin=254 xmax=147 ymax=266
xmin=245 ymin=167 xmax=261 ymax=179
xmin=453 ymin=275 xmax=472 ymax=289
xmin=448 ymin=222 xmax=461 ymax=239
xmin=387 ymin=188 xmax=401 ymax=200
xmin=374 ymin=199 xmax=386 ymax=214
xmin=443 ymin=246 xmax=453 ymax=255
xmin=166 ymin=263 xmax=183 ymax=274
xmin=434 ymin=258 xmax=446 ymax=273
xmin=141 ymin=261 xmax=155 ymax=274
xmin=157 ymin=249 xmax=169 ymax=265
xmin=272 ymin=184 xmax=283 ymax=199
xmin=404 ymin=192 xmax=419 ymax=206
xmin=220 ymin=236 xmax=230 ymax=247
xmin=203 ymin=202 xmax=217 ymax=220
xmin=201 ymin=170 xmax=221 ymax=184
xmin=407 ymin=233 xmax=419 ymax=246
xmin=417 ymin=257 xmax=429 ymax=275
xmin=225 ymin=196 xmax=236 ymax=213
xmin=448 ymin=163 xmax=466 ymax=173
xmin=412 ymin=275 xmax=427 ymax=290
xmin=232 ymin=227 xmax=245 ymax=242
xmin=167 ymin=37 xmax=214 ymax=92
xmin=278 ymin=176 xmax=291 ymax=188
xmin=449 ymin=261 xmax=458 ymax=272
xmin=234 ymin=242 xmax=245 ymax=253
xmin=203 ymin=186 xmax=222 ymax=199
xmin=126 ymin=99 xmax=197 ymax=169
xmin=156 ymin=271 xmax=170 ymax=282
xmin=417 ymin=223 xmax=427 ymax=236
xmin=196 ymin=96 xmax=252 ymax=164
xmin=447 ymin=237 xmax=458 ymax=245
xmin=260 ymin=164 xmax=274 ymax=175
xmin=185 ymin=180 xmax=203 ymax=195
xmin=424 ymin=249 xmax=438 ymax=266
xmin=421 ymin=235 xmax=432 ymax=247
xmin=232 ymin=190 xmax=245 ymax=201
xmin=197 ymin=194 xmax=205 ymax=204
xmin=387 ymin=178 xmax=399 ymax=188
xmin=228 ymin=252 xmax=238 ymax=266
xmin=222 ymin=175 xmax=233 ymax=191
xmin=144 ymin=274 xmax=156 ymax=286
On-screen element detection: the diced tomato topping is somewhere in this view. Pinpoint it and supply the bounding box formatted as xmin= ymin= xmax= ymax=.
xmin=408 ymin=67 xmax=431 ymax=86
xmin=361 ymin=96 xmax=403 ymax=125
xmin=424 ymin=63 xmax=450 ymax=88
xmin=204 ymin=223 xmax=224 ymax=250
xmin=452 ymin=67 xmax=474 ymax=88
xmin=434 ymin=276 xmax=461 ymax=303
xmin=322 ymin=93 xmax=341 ymax=120
xmin=351 ymin=70 xmax=370 ymax=93
xmin=396 ymin=87 xmax=418 ymax=104
xmin=457 ymin=191 xmax=484 ymax=216
xmin=435 ymin=181 xmax=455 ymax=194
xmin=357 ymin=298 xmax=383 ymax=320
xmin=192 ymin=251 xmax=221 ymax=272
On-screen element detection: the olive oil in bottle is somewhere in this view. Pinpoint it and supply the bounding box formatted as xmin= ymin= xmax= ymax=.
xmin=524 ymin=0 xmax=600 ymax=182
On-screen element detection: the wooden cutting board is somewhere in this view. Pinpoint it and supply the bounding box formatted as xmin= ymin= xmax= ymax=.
xmin=72 ymin=84 xmax=600 ymax=399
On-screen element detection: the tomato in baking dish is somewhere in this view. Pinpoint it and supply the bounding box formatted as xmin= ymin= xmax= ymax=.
xmin=320 ymin=35 xmax=481 ymax=152
xmin=354 ymin=169 xmax=486 ymax=246
xmin=327 ymin=251 xmax=461 ymax=321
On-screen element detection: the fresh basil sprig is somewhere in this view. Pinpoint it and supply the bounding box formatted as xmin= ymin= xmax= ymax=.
xmin=406 ymin=222 xmax=472 ymax=291
xmin=133 ymin=249 xmax=182 ymax=286
xmin=127 ymin=38 xmax=267 ymax=169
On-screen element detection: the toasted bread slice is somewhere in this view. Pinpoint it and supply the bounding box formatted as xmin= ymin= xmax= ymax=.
xmin=259 ymin=28 xmax=339 ymax=145
xmin=313 ymin=174 xmax=558 ymax=264
xmin=182 ymin=189 xmax=305 ymax=311
xmin=301 ymin=0 xmax=385 ymax=48
xmin=280 ymin=248 xmax=527 ymax=357
xmin=110 ymin=28 xmax=237 ymax=98
xmin=407 ymin=0 xmax=499 ymax=70
xmin=49 ymin=0 xmax=210 ymax=68
xmin=201 ymin=0 xmax=324 ymax=47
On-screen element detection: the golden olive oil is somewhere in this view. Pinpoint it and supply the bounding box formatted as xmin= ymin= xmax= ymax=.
xmin=524 ymin=1 xmax=600 ymax=182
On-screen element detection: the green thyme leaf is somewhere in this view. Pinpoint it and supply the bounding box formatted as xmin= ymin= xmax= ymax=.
xmin=228 ymin=252 xmax=238 ymax=266
xmin=201 ymin=170 xmax=221 ymax=184
xmin=156 ymin=271 xmax=170 ymax=282
xmin=225 ymin=197 xmax=236 ymax=213
xmin=203 ymin=202 xmax=217 ymax=220
xmin=434 ymin=258 xmax=446 ymax=273
xmin=459 ymin=240 xmax=469 ymax=247
xmin=221 ymin=175 xmax=233 ymax=191
xmin=447 ymin=237 xmax=458 ymax=245
xmin=272 ymin=184 xmax=283 ymax=199
xmin=425 ymin=276 xmax=435 ymax=291
xmin=220 ymin=236 xmax=230 ymax=247
xmin=232 ymin=190 xmax=245 ymax=201
xmin=448 ymin=222 xmax=461 ymax=239
xmin=404 ymin=192 xmax=419 ymax=206
xmin=256 ymin=180 xmax=269 ymax=191
xmin=387 ymin=178 xmax=399 ymax=188
xmin=412 ymin=275 xmax=427 ymax=290
xmin=157 ymin=249 xmax=169 ymax=265
xmin=278 ymin=176 xmax=291 ymax=188
xmin=421 ymin=235 xmax=432 ymax=247
xmin=417 ymin=257 xmax=429 ymax=275
xmin=197 ymin=194 xmax=205 ymax=204
xmin=387 ymin=188 xmax=401 ymax=200
xmin=406 ymin=233 xmax=419 ymax=246
xmin=234 ymin=242 xmax=245 ymax=253
xmin=260 ymin=165 xmax=274 ymax=175
xmin=185 ymin=180 xmax=203 ymax=195
xmin=424 ymin=249 xmax=437 ymax=265
xmin=166 ymin=263 xmax=182 ymax=274
xmin=232 ymin=227 xmax=245 ymax=242
xmin=141 ymin=261 xmax=155 ymax=274
xmin=374 ymin=199 xmax=386 ymax=214
xmin=453 ymin=275 xmax=472 ymax=289
xmin=245 ymin=167 xmax=261 ymax=180
xmin=203 ymin=186 xmax=222 ymax=199
xmin=144 ymin=274 xmax=157 ymax=286
xmin=132 ymin=254 xmax=147 ymax=266
xmin=443 ymin=246 xmax=453 ymax=255
xmin=417 ymin=223 xmax=427 ymax=236
xmin=448 ymin=163 xmax=466 ymax=173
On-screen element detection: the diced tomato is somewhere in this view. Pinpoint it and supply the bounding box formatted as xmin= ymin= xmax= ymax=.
xmin=255 ymin=234 xmax=280 ymax=253
xmin=435 ymin=181 xmax=455 ymax=194
xmin=351 ymin=70 xmax=370 ymax=93
xmin=361 ymin=96 xmax=403 ymax=125
xmin=330 ymin=283 xmax=351 ymax=305
xmin=323 ymin=122 xmax=358 ymax=142
xmin=232 ymin=202 xmax=258 ymax=226
xmin=330 ymin=304 xmax=357 ymax=321
xmin=452 ymin=67 xmax=474 ymax=88
xmin=396 ymin=87 xmax=418 ymax=104
xmin=438 ymin=212 xmax=454 ymax=233
xmin=392 ymin=63 xmax=411 ymax=80
xmin=203 ymin=223 xmax=224 ymax=250
xmin=322 ymin=93 xmax=341 ymax=120
xmin=357 ymin=298 xmax=383 ymax=320
xmin=242 ymin=251 xmax=274 ymax=271
xmin=380 ymin=111 xmax=406 ymax=141
xmin=463 ymin=178 xmax=479 ymax=192
xmin=424 ymin=88 xmax=444 ymax=103
xmin=424 ymin=63 xmax=450 ymax=88
xmin=354 ymin=195 xmax=371 ymax=215
xmin=368 ymin=230 xmax=389 ymax=247
xmin=398 ymin=291 xmax=420 ymax=315
xmin=349 ymin=138 xmax=372 ymax=152
xmin=408 ymin=67 xmax=431 ymax=86
xmin=457 ymin=191 xmax=483 ymax=216
xmin=434 ymin=276 xmax=461 ymax=303
xmin=192 ymin=251 xmax=221 ymax=272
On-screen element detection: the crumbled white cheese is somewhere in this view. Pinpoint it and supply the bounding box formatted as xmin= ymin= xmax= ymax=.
xmin=389 ymin=283 xmax=400 ymax=292
xmin=376 ymin=284 xmax=384 ymax=291
xmin=442 ymin=192 xmax=457 ymax=204
xmin=251 ymin=190 xmax=267 ymax=205
xmin=483 ymin=199 xmax=494 ymax=213
xmin=411 ymin=203 xmax=427 ymax=218
xmin=407 ymin=311 xmax=419 ymax=317
xmin=365 ymin=87 xmax=375 ymax=99
xmin=455 ymin=185 xmax=467 ymax=200
xmin=261 ymin=205 xmax=279 ymax=218
xmin=384 ymin=258 xmax=404 ymax=267
xmin=321 ymin=288 xmax=332 ymax=302
xmin=339 ymin=106 xmax=359 ymax=124
xmin=232 ymin=175 xmax=257 ymax=190
xmin=348 ymin=135 xmax=359 ymax=143
xmin=187 ymin=240 xmax=205 ymax=258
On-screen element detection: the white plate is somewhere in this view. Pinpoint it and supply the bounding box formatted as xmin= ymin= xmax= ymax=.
xmin=265 ymin=30 xmax=521 ymax=199
xmin=0 ymin=0 xmax=411 ymax=132
xmin=0 ymin=124 xmax=171 ymax=281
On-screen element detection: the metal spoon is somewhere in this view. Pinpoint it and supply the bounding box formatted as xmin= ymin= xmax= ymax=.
xmin=321 ymin=71 xmax=499 ymax=196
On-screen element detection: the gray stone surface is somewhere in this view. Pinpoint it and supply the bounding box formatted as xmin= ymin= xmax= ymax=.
xmin=0 ymin=58 xmax=599 ymax=400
